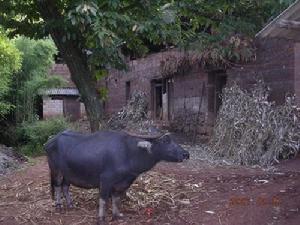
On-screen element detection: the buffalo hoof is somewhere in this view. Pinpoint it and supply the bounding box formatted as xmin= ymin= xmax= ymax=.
xmin=55 ymin=204 xmax=64 ymax=213
xmin=112 ymin=213 xmax=124 ymax=221
xmin=97 ymin=217 xmax=107 ymax=225
xmin=67 ymin=203 xmax=74 ymax=209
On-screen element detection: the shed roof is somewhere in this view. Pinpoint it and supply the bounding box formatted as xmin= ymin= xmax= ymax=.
xmin=256 ymin=0 xmax=300 ymax=41
xmin=42 ymin=88 xmax=79 ymax=96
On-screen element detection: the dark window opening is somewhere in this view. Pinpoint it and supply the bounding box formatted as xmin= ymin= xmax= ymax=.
xmin=126 ymin=81 xmax=131 ymax=102
xmin=63 ymin=97 xmax=80 ymax=121
xmin=154 ymin=81 xmax=163 ymax=119
xmin=36 ymin=96 xmax=43 ymax=119
xmin=207 ymin=71 xmax=227 ymax=114
xmin=54 ymin=52 xmax=64 ymax=63
xmin=215 ymin=74 xmax=227 ymax=112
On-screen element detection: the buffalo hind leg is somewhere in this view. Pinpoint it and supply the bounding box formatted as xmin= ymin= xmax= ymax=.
xmin=62 ymin=184 xmax=73 ymax=209
xmin=54 ymin=186 xmax=63 ymax=212
xmin=97 ymin=181 xmax=112 ymax=224
xmin=52 ymin=173 xmax=63 ymax=212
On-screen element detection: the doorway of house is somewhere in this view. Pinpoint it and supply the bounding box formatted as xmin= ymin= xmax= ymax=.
xmin=152 ymin=80 xmax=163 ymax=120
xmin=152 ymin=78 xmax=173 ymax=121
xmin=63 ymin=97 xmax=81 ymax=121
xmin=215 ymin=73 xmax=227 ymax=113
xmin=207 ymin=71 xmax=227 ymax=115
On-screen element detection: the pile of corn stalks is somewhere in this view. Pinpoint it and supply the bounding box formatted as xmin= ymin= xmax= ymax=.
xmin=209 ymin=80 xmax=300 ymax=166
xmin=105 ymin=91 xmax=156 ymax=133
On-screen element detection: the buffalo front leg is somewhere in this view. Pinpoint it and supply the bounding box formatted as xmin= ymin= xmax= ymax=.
xmin=98 ymin=197 xmax=106 ymax=224
xmin=62 ymin=185 xmax=73 ymax=209
xmin=112 ymin=194 xmax=124 ymax=220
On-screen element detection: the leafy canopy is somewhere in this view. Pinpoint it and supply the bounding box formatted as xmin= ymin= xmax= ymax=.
xmin=173 ymin=0 xmax=293 ymax=67
xmin=0 ymin=0 xmax=292 ymax=70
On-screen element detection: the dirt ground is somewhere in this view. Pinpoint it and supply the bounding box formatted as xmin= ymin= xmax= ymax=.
xmin=0 ymin=154 xmax=299 ymax=225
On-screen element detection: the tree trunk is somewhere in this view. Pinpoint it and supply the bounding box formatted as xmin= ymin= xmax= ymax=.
xmin=51 ymin=38 xmax=103 ymax=132
xmin=37 ymin=0 xmax=103 ymax=132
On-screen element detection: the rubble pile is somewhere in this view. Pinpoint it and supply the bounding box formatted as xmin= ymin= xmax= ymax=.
xmin=209 ymin=80 xmax=300 ymax=166
xmin=0 ymin=145 xmax=20 ymax=174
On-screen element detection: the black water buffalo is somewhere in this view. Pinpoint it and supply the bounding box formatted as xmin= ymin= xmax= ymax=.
xmin=44 ymin=130 xmax=189 ymax=223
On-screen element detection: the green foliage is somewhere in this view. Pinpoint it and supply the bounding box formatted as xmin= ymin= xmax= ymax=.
xmin=12 ymin=37 xmax=64 ymax=122
xmin=0 ymin=0 xmax=292 ymax=70
xmin=0 ymin=31 xmax=22 ymax=118
xmin=14 ymin=37 xmax=57 ymax=80
xmin=95 ymin=69 xmax=108 ymax=81
xmin=98 ymin=87 xmax=108 ymax=100
xmin=0 ymin=0 xmax=179 ymax=69
xmin=175 ymin=0 xmax=292 ymax=68
xmin=18 ymin=117 xmax=71 ymax=156
xmin=0 ymin=36 xmax=66 ymax=148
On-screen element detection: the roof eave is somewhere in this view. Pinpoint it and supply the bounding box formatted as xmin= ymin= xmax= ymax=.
xmin=256 ymin=0 xmax=300 ymax=39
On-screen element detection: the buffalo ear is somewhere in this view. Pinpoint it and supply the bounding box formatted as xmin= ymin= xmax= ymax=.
xmin=159 ymin=134 xmax=171 ymax=144
xmin=137 ymin=141 xmax=152 ymax=154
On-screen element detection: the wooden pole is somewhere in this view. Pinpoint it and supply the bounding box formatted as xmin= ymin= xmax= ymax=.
xmin=192 ymin=82 xmax=205 ymax=144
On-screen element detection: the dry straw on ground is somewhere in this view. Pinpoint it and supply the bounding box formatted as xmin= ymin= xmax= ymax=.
xmin=209 ymin=80 xmax=299 ymax=166
xmin=0 ymin=170 xmax=199 ymax=225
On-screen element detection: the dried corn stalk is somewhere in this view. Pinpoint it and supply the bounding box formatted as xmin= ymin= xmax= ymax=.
xmin=105 ymin=91 xmax=156 ymax=133
xmin=209 ymin=80 xmax=299 ymax=166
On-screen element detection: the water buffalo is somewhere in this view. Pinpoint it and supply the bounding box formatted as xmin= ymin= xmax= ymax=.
xmin=44 ymin=130 xmax=189 ymax=223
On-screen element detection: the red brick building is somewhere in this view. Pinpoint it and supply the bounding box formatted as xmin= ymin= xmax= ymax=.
xmin=43 ymin=64 xmax=86 ymax=121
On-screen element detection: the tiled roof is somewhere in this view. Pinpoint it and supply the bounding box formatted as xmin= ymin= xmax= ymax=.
xmin=42 ymin=88 xmax=80 ymax=96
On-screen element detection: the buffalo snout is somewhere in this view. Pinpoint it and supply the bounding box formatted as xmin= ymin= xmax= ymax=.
xmin=183 ymin=151 xmax=190 ymax=160
xmin=176 ymin=148 xmax=190 ymax=162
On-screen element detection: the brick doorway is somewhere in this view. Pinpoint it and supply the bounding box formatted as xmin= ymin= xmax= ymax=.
xmin=63 ymin=97 xmax=80 ymax=121
xmin=208 ymin=71 xmax=227 ymax=116
xmin=151 ymin=78 xmax=173 ymax=121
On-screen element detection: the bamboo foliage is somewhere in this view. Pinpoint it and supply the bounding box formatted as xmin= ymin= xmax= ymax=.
xmin=12 ymin=37 xmax=65 ymax=123
xmin=0 ymin=32 xmax=22 ymax=118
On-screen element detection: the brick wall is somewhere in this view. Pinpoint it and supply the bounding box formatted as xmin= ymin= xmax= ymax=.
xmin=105 ymin=50 xmax=188 ymax=114
xmin=170 ymin=68 xmax=211 ymax=136
xmin=228 ymin=38 xmax=296 ymax=105
xmin=43 ymin=98 xmax=63 ymax=119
